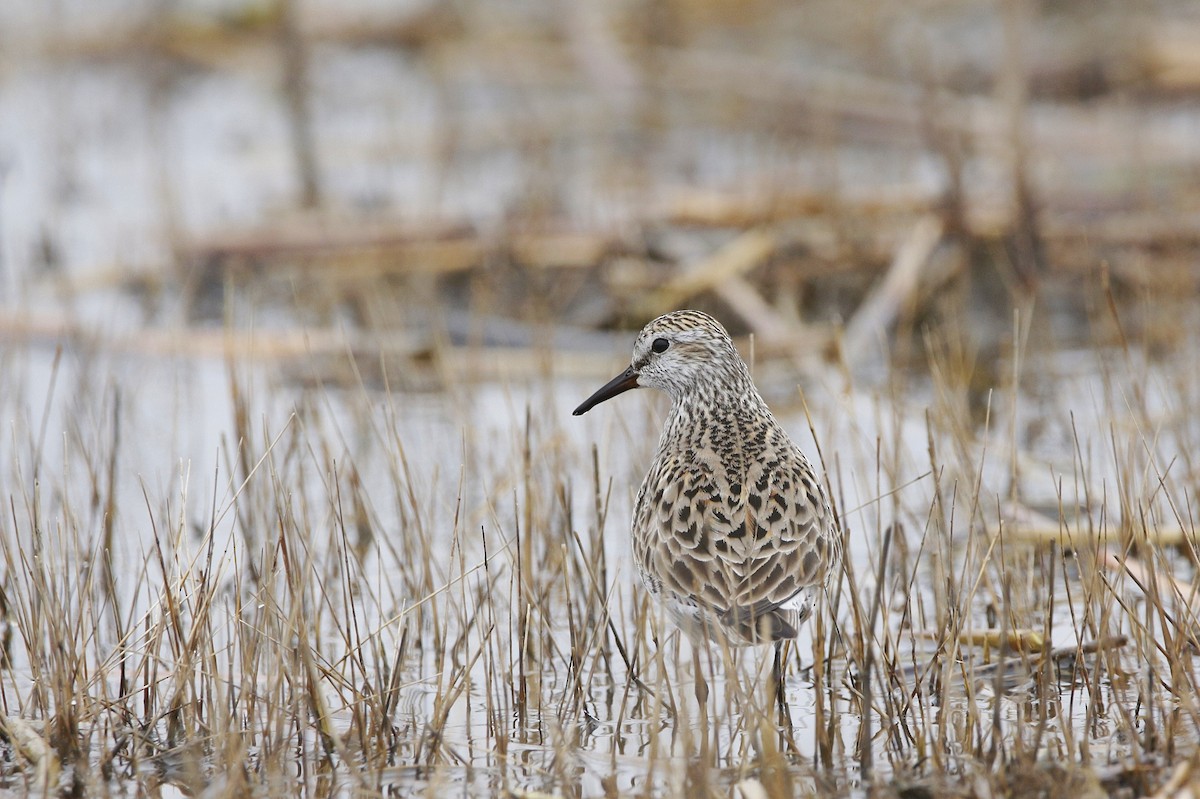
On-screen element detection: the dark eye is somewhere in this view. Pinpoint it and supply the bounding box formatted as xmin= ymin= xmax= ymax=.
xmin=651 ymin=337 xmax=670 ymax=354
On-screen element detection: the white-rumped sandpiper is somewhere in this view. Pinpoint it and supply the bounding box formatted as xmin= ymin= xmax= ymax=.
xmin=574 ymin=310 xmax=839 ymax=670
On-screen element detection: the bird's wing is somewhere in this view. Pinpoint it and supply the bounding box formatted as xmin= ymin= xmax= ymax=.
xmin=635 ymin=448 xmax=836 ymax=627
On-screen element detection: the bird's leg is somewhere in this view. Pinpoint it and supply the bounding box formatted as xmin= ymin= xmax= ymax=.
xmin=771 ymin=640 xmax=803 ymax=756
xmin=692 ymin=641 xmax=710 ymax=706
xmin=773 ymin=640 xmax=791 ymax=722
xmin=689 ymin=640 xmax=712 ymax=760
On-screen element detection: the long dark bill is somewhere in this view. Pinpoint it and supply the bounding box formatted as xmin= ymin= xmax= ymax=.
xmin=572 ymin=366 xmax=640 ymax=416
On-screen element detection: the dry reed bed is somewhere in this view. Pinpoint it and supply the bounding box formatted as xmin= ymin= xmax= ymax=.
xmin=0 ymin=299 xmax=1198 ymax=797
xmin=5 ymin=2 xmax=1200 ymax=794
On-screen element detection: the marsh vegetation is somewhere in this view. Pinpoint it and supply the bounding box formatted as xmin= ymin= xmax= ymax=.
xmin=2 ymin=1 xmax=1200 ymax=796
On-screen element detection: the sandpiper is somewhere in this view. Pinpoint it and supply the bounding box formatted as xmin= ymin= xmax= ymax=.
xmin=573 ymin=310 xmax=839 ymax=652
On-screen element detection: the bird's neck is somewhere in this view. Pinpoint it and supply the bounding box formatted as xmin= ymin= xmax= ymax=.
xmin=658 ymin=378 xmax=772 ymax=452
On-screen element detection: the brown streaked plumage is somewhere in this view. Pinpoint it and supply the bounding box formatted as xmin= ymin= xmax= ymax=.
xmin=574 ymin=310 xmax=840 ymax=646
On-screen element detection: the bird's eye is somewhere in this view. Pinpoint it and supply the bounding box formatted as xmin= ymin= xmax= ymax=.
xmin=651 ymin=337 xmax=670 ymax=354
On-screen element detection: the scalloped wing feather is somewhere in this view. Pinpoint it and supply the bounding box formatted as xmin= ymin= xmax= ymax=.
xmin=633 ymin=444 xmax=836 ymax=644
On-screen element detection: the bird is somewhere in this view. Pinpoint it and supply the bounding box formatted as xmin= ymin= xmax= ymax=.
xmin=573 ymin=310 xmax=840 ymax=699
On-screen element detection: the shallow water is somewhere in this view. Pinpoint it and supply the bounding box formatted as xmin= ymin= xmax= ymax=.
xmin=3 ymin=3 xmax=1200 ymax=793
xmin=3 ymin=320 xmax=1197 ymax=795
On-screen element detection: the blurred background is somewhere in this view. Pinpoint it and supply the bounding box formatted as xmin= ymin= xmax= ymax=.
xmin=1 ymin=0 xmax=1199 ymax=389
